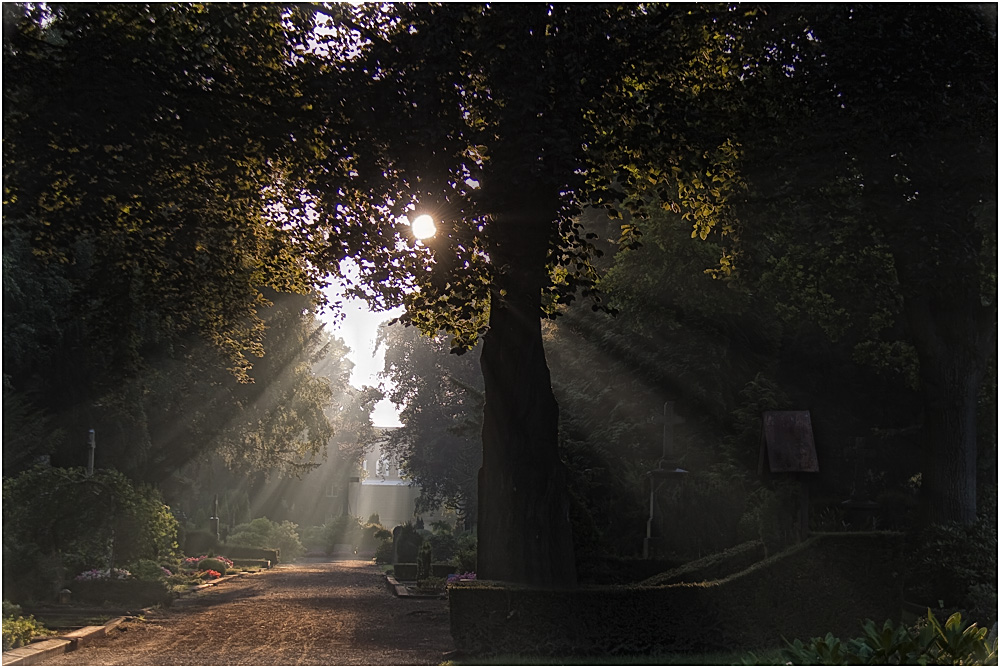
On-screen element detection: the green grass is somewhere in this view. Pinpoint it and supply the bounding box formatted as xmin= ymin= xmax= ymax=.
xmin=442 ymin=648 xmax=785 ymax=665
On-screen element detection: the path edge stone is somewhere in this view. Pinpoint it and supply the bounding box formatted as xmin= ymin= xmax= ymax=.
xmin=384 ymin=574 xmax=446 ymax=599
xmin=1 ymin=616 xmax=125 ymax=666
xmin=1 ymin=572 xmax=251 ymax=665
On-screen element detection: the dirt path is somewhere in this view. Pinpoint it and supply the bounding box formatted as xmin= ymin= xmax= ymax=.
xmin=42 ymin=560 xmax=453 ymax=666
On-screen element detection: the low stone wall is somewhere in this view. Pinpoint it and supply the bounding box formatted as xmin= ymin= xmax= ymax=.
xmin=449 ymin=532 xmax=904 ymax=656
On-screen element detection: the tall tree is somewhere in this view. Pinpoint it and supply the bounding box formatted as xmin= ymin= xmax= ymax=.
xmin=304 ymin=4 xmax=655 ymax=586
xmin=298 ymin=3 xmax=765 ymax=584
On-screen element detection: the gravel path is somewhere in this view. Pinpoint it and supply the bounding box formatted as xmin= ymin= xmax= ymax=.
xmin=42 ymin=560 xmax=453 ymax=666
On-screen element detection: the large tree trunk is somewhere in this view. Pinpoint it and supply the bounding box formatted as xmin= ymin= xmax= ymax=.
xmin=905 ymin=292 xmax=993 ymax=526
xmin=476 ymin=194 xmax=578 ymax=588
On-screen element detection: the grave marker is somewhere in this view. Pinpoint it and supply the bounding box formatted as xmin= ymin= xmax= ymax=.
xmin=643 ymin=401 xmax=688 ymax=559
xmin=759 ymin=410 xmax=819 ymax=541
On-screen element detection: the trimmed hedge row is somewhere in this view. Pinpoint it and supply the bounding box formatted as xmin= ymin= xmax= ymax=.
xmin=70 ymin=579 xmax=174 ymax=607
xmin=221 ymin=545 xmax=280 ymax=564
xmin=641 ymin=539 xmax=767 ymax=586
xmin=450 ymin=532 xmax=904 ymax=656
xmin=393 ymin=563 xmax=456 ymax=581
xmin=577 ymin=556 xmax=684 ymax=585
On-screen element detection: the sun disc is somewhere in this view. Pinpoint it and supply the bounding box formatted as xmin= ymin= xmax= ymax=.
xmin=411 ymin=214 xmax=436 ymax=240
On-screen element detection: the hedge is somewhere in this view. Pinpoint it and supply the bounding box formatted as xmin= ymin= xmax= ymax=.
xmin=393 ymin=563 xmax=456 ymax=581
xmin=219 ymin=545 xmax=279 ymax=564
xmin=577 ymin=555 xmax=684 ymax=585
xmin=450 ymin=532 xmax=904 ymax=656
xmin=70 ymin=579 xmax=174 ymax=607
xmin=640 ymin=540 xmax=767 ymax=586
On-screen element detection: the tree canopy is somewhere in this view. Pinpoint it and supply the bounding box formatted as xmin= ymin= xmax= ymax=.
xmin=2 ymin=3 xmax=366 ymax=488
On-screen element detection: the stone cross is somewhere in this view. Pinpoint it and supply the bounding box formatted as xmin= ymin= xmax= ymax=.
xmin=659 ymin=401 xmax=684 ymax=466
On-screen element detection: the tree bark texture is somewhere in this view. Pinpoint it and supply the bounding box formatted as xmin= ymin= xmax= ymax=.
xmin=904 ymin=292 xmax=993 ymax=526
xmin=865 ymin=152 xmax=995 ymax=526
xmin=476 ymin=195 xmax=578 ymax=588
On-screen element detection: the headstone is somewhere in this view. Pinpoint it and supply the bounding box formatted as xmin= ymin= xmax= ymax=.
xmin=759 ymin=411 xmax=819 ymax=541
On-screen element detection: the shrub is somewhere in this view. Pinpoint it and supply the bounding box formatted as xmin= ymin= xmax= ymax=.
xmin=737 ymin=484 xmax=799 ymax=555
xmin=781 ymin=610 xmax=998 ymax=665
xmin=298 ymin=525 xmax=327 ymax=551
xmin=359 ymin=519 xmax=390 ymax=552
xmin=197 ymin=558 xmax=228 ymax=576
xmin=322 ymin=516 xmax=362 ymax=550
xmin=128 ymin=559 xmax=171 ymax=582
xmin=226 ymin=517 xmax=304 ymax=560
xmin=3 ymin=466 xmax=180 ymax=600
xmin=904 ymin=517 xmax=998 ymax=624
xmin=373 ymin=540 xmax=394 ymax=564
xmin=417 ymin=541 xmax=433 ymax=581
xmin=450 ymin=531 xmax=477 ymax=573
xmin=183 ymin=530 xmax=218 ymax=556
xmin=427 ymin=530 xmax=459 ymax=562
xmin=655 ymin=471 xmax=750 ymax=559
xmin=2 ymin=606 xmax=50 ymax=651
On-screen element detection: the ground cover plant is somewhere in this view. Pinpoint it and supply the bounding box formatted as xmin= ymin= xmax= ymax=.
xmin=1 ymin=601 xmax=52 ymax=651
xmin=763 ymin=610 xmax=998 ymax=666
xmin=443 ymin=649 xmax=785 ymax=665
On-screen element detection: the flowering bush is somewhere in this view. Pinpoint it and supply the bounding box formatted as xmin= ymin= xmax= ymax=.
xmin=74 ymin=568 xmax=132 ymax=581
xmin=447 ymin=572 xmax=476 ymax=583
xmin=126 ymin=559 xmax=173 ymax=582
xmin=182 ymin=555 xmax=233 ymax=570
xmin=200 ymin=570 xmax=222 ymax=580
